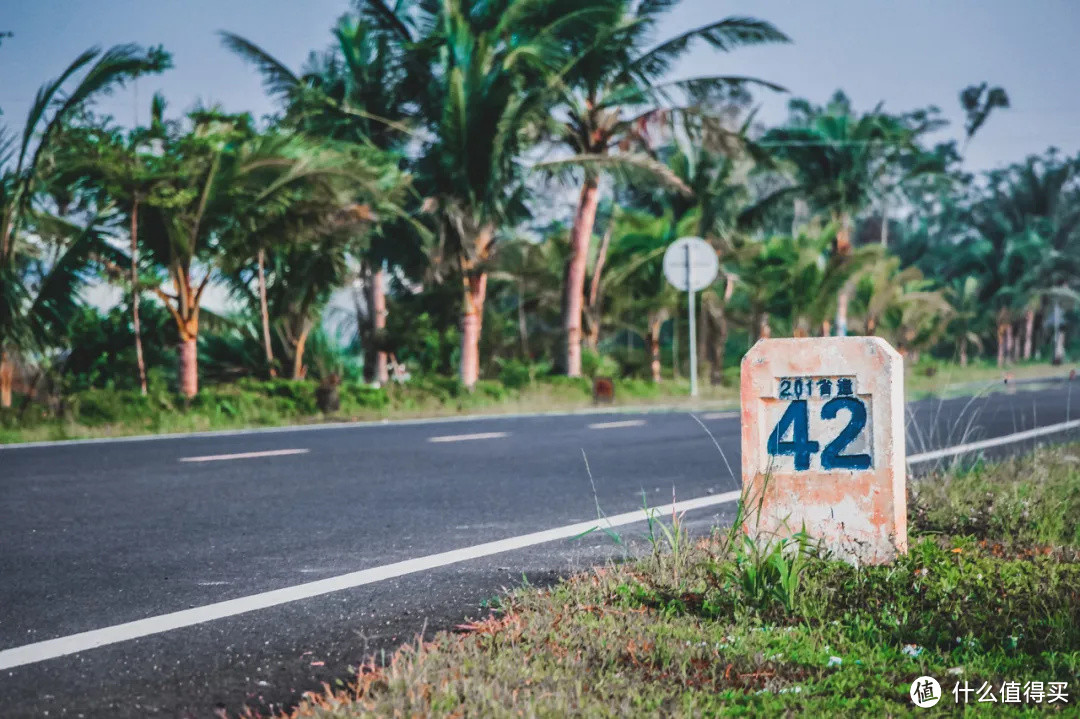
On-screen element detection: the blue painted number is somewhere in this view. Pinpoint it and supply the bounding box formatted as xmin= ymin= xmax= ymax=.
xmin=820 ymin=397 xmax=871 ymax=469
xmin=767 ymin=400 xmax=819 ymax=470
xmin=767 ymin=397 xmax=872 ymax=470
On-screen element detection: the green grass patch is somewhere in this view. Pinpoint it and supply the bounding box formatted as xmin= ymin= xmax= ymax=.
xmin=0 ymin=374 xmax=735 ymax=444
xmin=280 ymin=444 xmax=1080 ymax=717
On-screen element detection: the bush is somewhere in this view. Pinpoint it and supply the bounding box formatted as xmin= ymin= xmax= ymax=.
xmin=339 ymin=383 xmax=390 ymax=411
xmin=496 ymin=358 xmax=534 ymax=389
xmin=580 ymin=348 xmax=619 ymax=379
xmin=617 ymin=378 xmax=664 ymax=399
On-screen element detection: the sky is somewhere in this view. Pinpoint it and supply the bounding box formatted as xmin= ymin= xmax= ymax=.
xmin=3 ymin=0 xmax=1079 ymax=313
xmin=4 ymin=0 xmax=1079 ymax=172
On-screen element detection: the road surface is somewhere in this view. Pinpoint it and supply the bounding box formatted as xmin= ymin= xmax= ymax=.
xmin=1 ymin=380 xmax=1078 ymax=717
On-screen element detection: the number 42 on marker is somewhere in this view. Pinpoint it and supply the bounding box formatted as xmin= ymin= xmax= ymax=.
xmin=767 ymin=398 xmax=872 ymax=471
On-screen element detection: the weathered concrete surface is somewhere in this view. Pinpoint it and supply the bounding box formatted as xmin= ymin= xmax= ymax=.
xmin=740 ymin=337 xmax=907 ymax=564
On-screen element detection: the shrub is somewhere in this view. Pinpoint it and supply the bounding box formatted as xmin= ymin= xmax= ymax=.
xmin=581 ymin=348 xmax=619 ymax=379
xmin=339 ymin=383 xmax=390 ymax=411
xmin=496 ymin=358 xmax=534 ymax=389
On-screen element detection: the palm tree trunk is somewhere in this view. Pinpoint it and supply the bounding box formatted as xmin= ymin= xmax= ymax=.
xmin=459 ymin=226 xmax=493 ymax=389
xmin=460 ymin=271 xmax=488 ymax=388
xmin=292 ymin=322 xmax=311 ymax=380
xmin=1023 ymin=308 xmax=1035 ymax=361
xmin=648 ymin=317 xmax=662 ymax=383
xmin=671 ymin=311 xmax=680 ymax=380
xmin=130 ymin=198 xmax=147 ymax=395
xmin=256 ymin=248 xmax=276 ymax=378
xmin=759 ymin=313 xmax=772 ymax=340
xmin=373 ymin=266 xmax=388 ymax=385
xmin=959 ymin=336 xmax=969 ymax=367
xmin=178 ymin=323 xmax=198 ymax=399
xmin=996 ymin=316 xmax=1008 ymax=368
xmin=584 ymin=222 xmax=612 ymax=352
xmin=703 ymin=292 xmax=731 ymax=385
xmin=880 ymin=200 xmax=888 ymax=247
xmin=0 ymin=349 xmax=12 ymax=408
xmin=517 ymin=280 xmax=529 ymax=358
xmin=563 ymin=177 xmax=601 ymax=377
xmin=1053 ymin=327 xmax=1066 ymax=365
xmin=711 ymin=310 xmax=729 ymax=385
xmin=162 ymin=270 xmax=203 ymax=398
xmin=834 ymin=214 xmax=852 ymax=336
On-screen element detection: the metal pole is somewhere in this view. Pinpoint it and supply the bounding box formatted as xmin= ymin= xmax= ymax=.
xmin=686 ymin=243 xmax=698 ymax=398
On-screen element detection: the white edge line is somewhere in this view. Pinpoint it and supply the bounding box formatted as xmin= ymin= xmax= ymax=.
xmin=178 ymin=449 xmax=309 ymax=463
xmin=701 ymin=412 xmax=738 ymax=420
xmin=907 ymin=419 xmax=1080 ymax=464
xmin=0 ymin=405 xmax=737 ymax=451
xmin=588 ymin=420 xmax=647 ymax=429
xmin=0 ymin=490 xmax=742 ymax=671
xmin=428 ymin=432 xmax=508 ymax=443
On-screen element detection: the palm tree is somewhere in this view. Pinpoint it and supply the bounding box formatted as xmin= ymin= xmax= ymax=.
xmin=488 ymin=235 xmax=567 ymax=360
xmin=852 ymin=260 xmax=952 ymax=359
xmin=547 ymin=1 xmax=787 ymax=377
xmin=378 ymin=0 xmax=612 ymax=387
xmin=957 ymin=152 xmax=1080 ymax=366
xmin=945 ymin=275 xmax=984 ymax=366
xmin=602 ymin=210 xmax=689 ymax=381
xmin=752 ymin=92 xmax=942 ymax=335
xmin=139 ymin=111 xmax=386 ymax=396
xmin=775 ymin=225 xmax=881 ymax=337
xmin=52 ymin=96 xmax=174 ymax=394
xmin=0 ymin=44 xmax=169 ymax=406
xmin=959 ymin=83 xmax=1010 ymax=159
xmin=644 ymin=121 xmax=757 ymax=380
xmin=221 ymin=141 xmax=403 ymax=379
xmin=222 ymin=13 xmax=423 ymax=384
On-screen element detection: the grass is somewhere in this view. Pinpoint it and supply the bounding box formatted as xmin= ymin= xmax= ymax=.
xmin=0 ymin=358 xmax=1072 ymax=445
xmin=266 ymin=443 xmax=1080 ymax=717
xmin=905 ymin=358 xmax=1073 ymax=399
xmin=0 ymin=374 xmax=736 ymax=444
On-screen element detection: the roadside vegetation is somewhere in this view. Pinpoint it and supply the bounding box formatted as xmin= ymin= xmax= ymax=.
xmin=2 ymin=355 xmax=1071 ymax=444
xmin=266 ymin=443 xmax=1080 ymax=717
xmin=2 ymin=0 xmax=1078 ymax=436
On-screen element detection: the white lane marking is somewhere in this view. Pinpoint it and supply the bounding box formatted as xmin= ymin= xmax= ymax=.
xmin=701 ymin=412 xmax=738 ymax=420
xmin=0 ymin=406 xmax=737 ymax=450
xmin=588 ymin=420 xmax=646 ymax=429
xmin=0 ymin=490 xmax=742 ymax=671
xmin=908 ymin=419 xmax=1080 ymax=464
xmin=5 ymin=419 xmax=1078 ymax=670
xmin=178 ymin=448 xmax=309 ymax=463
xmin=428 ymin=432 xmax=508 ymax=443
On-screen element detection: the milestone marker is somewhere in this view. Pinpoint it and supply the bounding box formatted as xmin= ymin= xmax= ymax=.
xmin=740 ymin=337 xmax=907 ymax=564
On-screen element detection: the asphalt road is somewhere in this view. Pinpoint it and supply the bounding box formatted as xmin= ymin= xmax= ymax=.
xmin=1 ymin=379 xmax=1079 ymax=718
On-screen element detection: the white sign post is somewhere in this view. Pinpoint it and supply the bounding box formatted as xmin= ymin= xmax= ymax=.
xmin=740 ymin=336 xmax=907 ymax=564
xmin=663 ymin=237 xmax=718 ymax=398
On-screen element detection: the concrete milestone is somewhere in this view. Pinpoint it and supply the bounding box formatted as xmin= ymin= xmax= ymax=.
xmin=740 ymin=337 xmax=907 ymax=564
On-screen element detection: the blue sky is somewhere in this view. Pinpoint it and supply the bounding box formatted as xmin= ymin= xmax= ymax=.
xmin=3 ymin=1 xmax=1078 ymax=317
xmin=3 ymin=0 xmax=1078 ymax=173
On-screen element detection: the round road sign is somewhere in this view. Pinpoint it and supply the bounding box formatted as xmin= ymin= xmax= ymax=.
xmin=662 ymin=236 xmax=719 ymax=292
